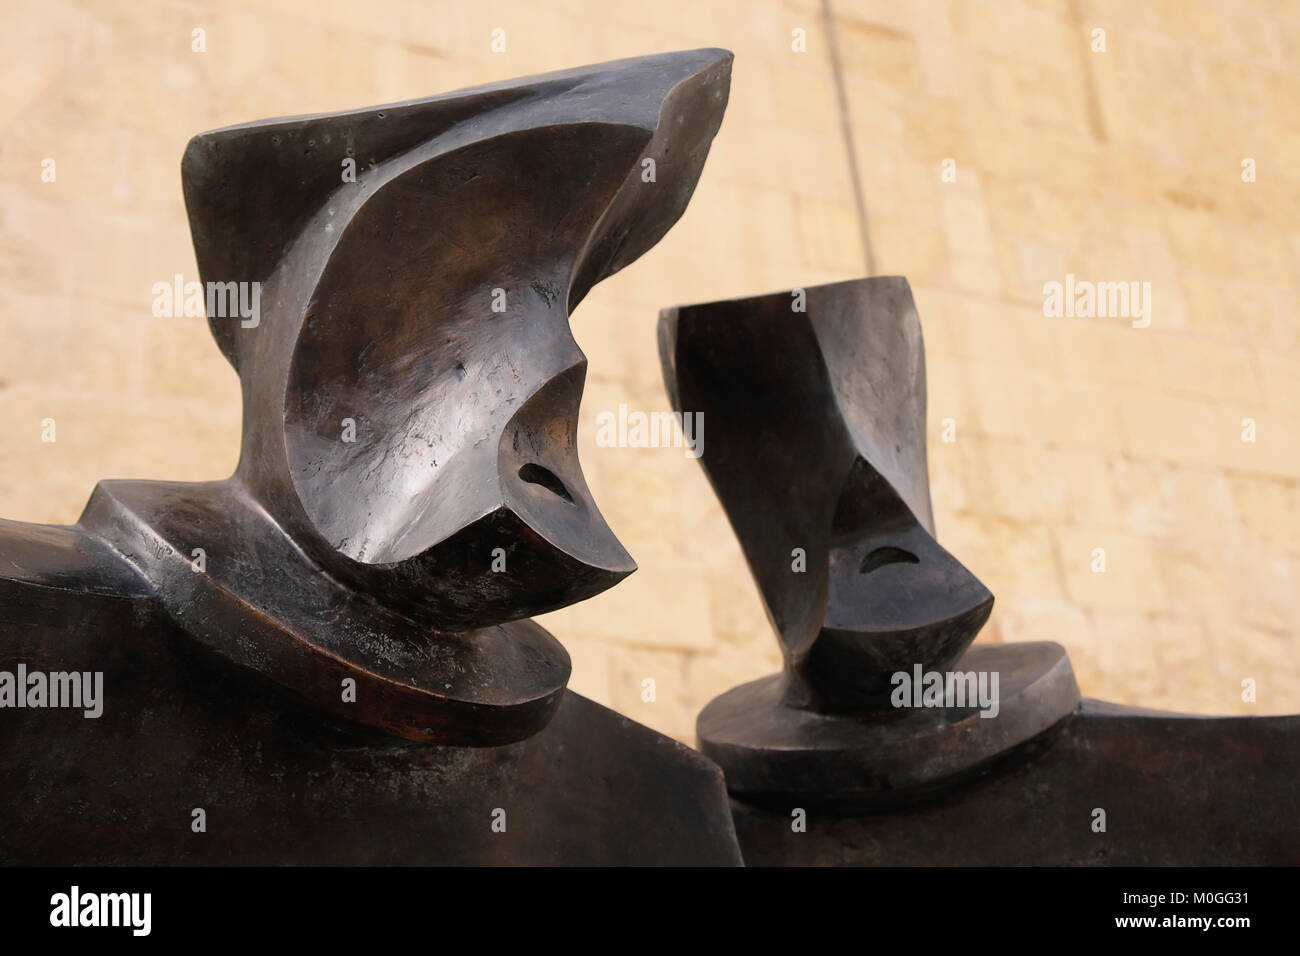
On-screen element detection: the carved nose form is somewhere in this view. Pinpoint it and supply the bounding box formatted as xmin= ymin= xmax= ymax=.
xmin=500 ymin=359 xmax=637 ymax=586
xmin=811 ymin=523 xmax=993 ymax=713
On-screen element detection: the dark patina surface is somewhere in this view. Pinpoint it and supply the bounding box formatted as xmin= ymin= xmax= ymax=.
xmin=661 ymin=277 xmax=1299 ymax=864
xmin=0 ymin=49 xmax=743 ymax=865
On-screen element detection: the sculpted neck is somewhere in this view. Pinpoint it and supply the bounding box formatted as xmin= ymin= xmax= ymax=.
xmin=78 ymin=477 xmax=570 ymax=746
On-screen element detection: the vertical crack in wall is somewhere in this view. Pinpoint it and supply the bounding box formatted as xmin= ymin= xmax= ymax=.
xmin=822 ymin=0 xmax=877 ymax=276
xmin=1069 ymin=0 xmax=1109 ymax=144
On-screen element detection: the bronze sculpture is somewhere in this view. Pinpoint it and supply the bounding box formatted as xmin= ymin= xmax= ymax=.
xmin=660 ymin=277 xmax=1300 ymax=865
xmin=0 ymin=50 xmax=743 ymax=865
xmin=3 ymin=43 xmax=1293 ymax=869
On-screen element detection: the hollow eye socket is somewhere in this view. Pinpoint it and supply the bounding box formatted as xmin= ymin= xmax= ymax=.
xmin=859 ymin=546 xmax=919 ymax=574
xmin=518 ymin=463 xmax=574 ymax=504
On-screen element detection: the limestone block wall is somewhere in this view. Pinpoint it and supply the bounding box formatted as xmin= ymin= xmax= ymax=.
xmin=1 ymin=0 xmax=1297 ymax=743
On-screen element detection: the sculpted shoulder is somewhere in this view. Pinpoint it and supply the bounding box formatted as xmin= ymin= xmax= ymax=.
xmin=0 ymin=514 xmax=152 ymax=601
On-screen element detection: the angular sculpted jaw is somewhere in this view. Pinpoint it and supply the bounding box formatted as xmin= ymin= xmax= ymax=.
xmin=812 ymin=456 xmax=993 ymax=711
xmin=177 ymin=49 xmax=734 ymax=629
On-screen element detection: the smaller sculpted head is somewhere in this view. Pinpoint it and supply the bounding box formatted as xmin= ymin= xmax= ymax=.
xmin=659 ymin=277 xmax=992 ymax=712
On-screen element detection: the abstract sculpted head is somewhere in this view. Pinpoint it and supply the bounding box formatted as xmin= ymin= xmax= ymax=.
xmin=185 ymin=48 xmax=732 ymax=627
xmin=64 ymin=50 xmax=733 ymax=746
xmin=661 ymin=278 xmax=1079 ymax=808
xmin=0 ymin=50 xmax=750 ymax=866
xmin=660 ymin=278 xmax=992 ymax=712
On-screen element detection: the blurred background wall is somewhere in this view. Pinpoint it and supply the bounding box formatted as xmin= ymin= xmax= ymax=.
xmin=2 ymin=0 xmax=1297 ymax=742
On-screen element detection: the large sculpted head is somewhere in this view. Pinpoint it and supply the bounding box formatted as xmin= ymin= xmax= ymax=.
xmin=181 ymin=50 xmax=733 ymax=629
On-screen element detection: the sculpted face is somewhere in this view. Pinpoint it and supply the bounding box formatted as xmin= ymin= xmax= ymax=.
xmin=179 ymin=49 xmax=734 ymax=629
xmin=659 ymin=278 xmax=992 ymax=712
xmin=268 ymin=124 xmax=643 ymax=627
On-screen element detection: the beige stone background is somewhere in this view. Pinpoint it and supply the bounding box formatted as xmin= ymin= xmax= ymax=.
xmin=1 ymin=0 xmax=1298 ymax=743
